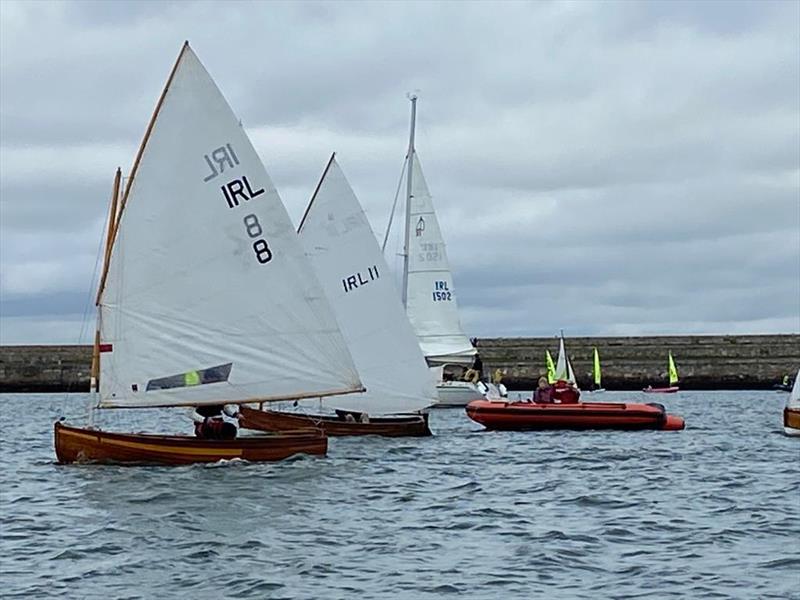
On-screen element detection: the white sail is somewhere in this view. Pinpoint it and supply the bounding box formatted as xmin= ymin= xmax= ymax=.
xmin=567 ymin=357 xmax=577 ymax=385
xmin=554 ymin=336 xmax=577 ymax=385
xmin=98 ymin=44 xmax=362 ymax=408
xmin=297 ymin=156 xmax=438 ymax=414
xmin=554 ymin=337 xmax=568 ymax=380
xmin=788 ymin=368 xmax=800 ymax=410
xmin=405 ymin=153 xmax=476 ymax=365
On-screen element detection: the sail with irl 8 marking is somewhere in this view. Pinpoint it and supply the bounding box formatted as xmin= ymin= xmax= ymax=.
xmin=97 ymin=43 xmax=362 ymax=408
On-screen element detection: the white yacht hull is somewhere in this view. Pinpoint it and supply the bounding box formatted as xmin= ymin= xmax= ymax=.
xmin=435 ymin=381 xmax=485 ymax=407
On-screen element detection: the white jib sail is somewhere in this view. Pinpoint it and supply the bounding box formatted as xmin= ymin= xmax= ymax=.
xmin=297 ymin=156 xmax=438 ymax=414
xmin=788 ymin=368 xmax=800 ymax=410
xmin=554 ymin=337 xmax=568 ymax=380
xmin=405 ymin=153 xmax=476 ymax=365
xmin=98 ymin=44 xmax=362 ymax=408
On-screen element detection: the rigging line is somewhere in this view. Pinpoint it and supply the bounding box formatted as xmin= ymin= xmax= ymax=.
xmin=382 ymin=155 xmax=408 ymax=252
xmin=61 ymin=214 xmax=106 ymax=412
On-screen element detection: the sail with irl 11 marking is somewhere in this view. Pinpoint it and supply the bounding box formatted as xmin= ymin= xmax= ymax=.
xmin=296 ymin=155 xmax=438 ymax=415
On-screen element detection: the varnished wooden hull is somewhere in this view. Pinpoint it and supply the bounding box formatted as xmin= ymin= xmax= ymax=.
xmin=784 ymin=408 xmax=800 ymax=436
xmin=54 ymin=421 xmax=327 ymax=465
xmin=239 ymin=406 xmax=431 ymax=437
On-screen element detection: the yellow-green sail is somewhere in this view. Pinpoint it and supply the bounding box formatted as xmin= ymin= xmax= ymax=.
xmin=593 ymin=347 xmax=602 ymax=387
xmin=668 ymin=351 xmax=679 ymax=386
xmin=545 ymin=350 xmax=556 ymax=384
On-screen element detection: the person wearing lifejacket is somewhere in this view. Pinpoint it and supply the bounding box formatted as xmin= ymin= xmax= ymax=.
xmin=552 ymin=379 xmax=580 ymax=404
xmin=463 ymin=354 xmax=483 ymax=385
xmin=531 ymin=376 xmax=554 ymax=403
xmin=783 ymin=374 xmax=790 ymax=387
xmin=190 ymin=404 xmax=239 ymax=440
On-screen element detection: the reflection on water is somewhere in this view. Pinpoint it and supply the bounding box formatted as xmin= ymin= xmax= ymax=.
xmin=1 ymin=391 xmax=798 ymax=599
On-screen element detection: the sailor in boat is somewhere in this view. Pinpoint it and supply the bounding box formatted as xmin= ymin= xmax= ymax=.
xmin=184 ymin=370 xmax=241 ymax=440
xmin=492 ymin=369 xmax=508 ymax=398
xmin=530 ymin=377 xmax=555 ymax=403
xmin=190 ymin=403 xmax=240 ymax=440
xmin=552 ymin=379 xmax=580 ymax=404
xmin=463 ymin=353 xmax=483 ymax=385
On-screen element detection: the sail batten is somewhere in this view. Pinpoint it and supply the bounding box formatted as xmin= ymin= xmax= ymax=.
xmin=297 ymin=157 xmax=437 ymax=414
xmin=98 ymin=46 xmax=362 ymax=409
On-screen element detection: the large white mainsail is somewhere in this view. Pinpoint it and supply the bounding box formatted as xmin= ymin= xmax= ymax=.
xmin=404 ymin=153 xmax=476 ymax=365
xmin=296 ymin=156 xmax=438 ymax=414
xmin=97 ymin=44 xmax=362 ymax=408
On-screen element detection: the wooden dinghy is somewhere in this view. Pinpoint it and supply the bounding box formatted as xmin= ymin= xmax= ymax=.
xmin=239 ymin=406 xmax=431 ymax=437
xmin=54 ymin=421 xmax=326 ymax=465
xmin=783 ymin=368 xmax=800 ymax=436
xmin=56 ymin=43 xmax=366 ymax=466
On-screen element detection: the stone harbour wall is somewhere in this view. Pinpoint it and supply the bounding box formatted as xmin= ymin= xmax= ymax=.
xmin=0 ymin=334 xmax=798 ymax=392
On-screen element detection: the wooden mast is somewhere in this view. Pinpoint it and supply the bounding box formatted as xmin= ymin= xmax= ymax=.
xmin=90 ymin=167 xmax=122 ymax=393
xmin=95 ymin=41 xmax=191 ymax=305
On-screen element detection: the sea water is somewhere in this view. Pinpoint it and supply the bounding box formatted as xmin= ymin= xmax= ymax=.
xmin=0 ymin=391 xmax=798 ymax=599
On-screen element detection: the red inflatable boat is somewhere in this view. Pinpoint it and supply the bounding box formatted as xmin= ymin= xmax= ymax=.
xmin=465 ymin=400 xmax=685 ymax=431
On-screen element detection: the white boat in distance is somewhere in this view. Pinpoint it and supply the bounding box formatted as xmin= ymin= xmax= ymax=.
xmin=384 ymin=96 xmax=483 ymax=407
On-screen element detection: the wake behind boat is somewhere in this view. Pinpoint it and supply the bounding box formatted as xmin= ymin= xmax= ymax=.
xmin=465 ymin=400 xmax=685 ymax=431
xmin=55 ymin=43 xmax=366 ymax=465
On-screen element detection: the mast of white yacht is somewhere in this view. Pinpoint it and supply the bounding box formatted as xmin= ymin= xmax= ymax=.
xmin=401 ymin=94 xmax=417 ymax=308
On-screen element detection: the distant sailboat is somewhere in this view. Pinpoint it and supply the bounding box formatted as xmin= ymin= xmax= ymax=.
xmin=643 ymin=351 xmax=680 ymax=394
xmin=384 ymin=96 xmax=483 ymax=407
xmin=589 ymin=347 xmax=606 ymax=393
xmin=783 ymin=368 xmax=800 ymax=436
xmin=552 ymin=333 xmax=581 ymax=403
xmin=545 ymin=349 xmax=556 ymax=384
xmin=54 ymin=43 xmax=364 ymax=465
xmin=240 ymin=155 xmax=438 ymax=437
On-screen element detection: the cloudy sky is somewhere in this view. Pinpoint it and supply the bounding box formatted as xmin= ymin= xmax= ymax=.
xmin=1 ymin=0 xmax=798 ymax=344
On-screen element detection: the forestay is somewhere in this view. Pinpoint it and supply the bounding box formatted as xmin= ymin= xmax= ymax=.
xmin=297 ymin=156 xmax=438 ymax=414
xmin=405 ymin=153 xmax=476 ymax=365
xmin=98 ymin=45 xmax=362 ymax=408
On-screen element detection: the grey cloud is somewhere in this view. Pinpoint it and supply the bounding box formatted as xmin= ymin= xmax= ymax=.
xmin=0 ymin=0 xmax=798 ymax=343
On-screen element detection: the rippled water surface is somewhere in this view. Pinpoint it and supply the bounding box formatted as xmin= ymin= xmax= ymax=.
xmin=1 ymin=391 xmax=798 ymax=599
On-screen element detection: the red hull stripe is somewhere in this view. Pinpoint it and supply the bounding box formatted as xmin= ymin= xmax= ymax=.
xmin=99 ymin=344 xmax=113 ymax=353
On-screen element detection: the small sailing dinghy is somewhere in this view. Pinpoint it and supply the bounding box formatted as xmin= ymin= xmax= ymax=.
xmin=54 ymin=43 xmax=365 ymax=465
xmin=783 ymin=368 xmax=800 ymax=436
xmin=552 ymin=333 xmax=581 ymax=403
xmin=382 ymin=96 xmax=483 ymax=408
xmin=239 ymin=155 xmax=438 ymax=437
xmin=643 ymin=351 xmax=680 ymax=393
xmin=588 ymin=347 xmax=606 ymax=393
